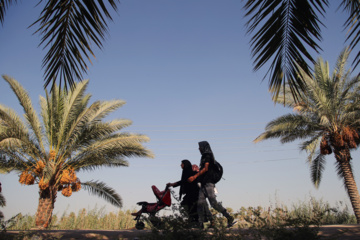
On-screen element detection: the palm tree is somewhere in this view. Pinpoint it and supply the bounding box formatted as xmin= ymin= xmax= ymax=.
xmin=0 ymin=0 xmax=120 ymax=90
xmin=244 ymin=0 xmax=360 ymax=101
xmin=254 ymin=48 xmax=360 ymax=223
xmin=0 ymin=181 xmax=4 ymax=222
xmin=0 ymin=75 xmax=154 ymax=228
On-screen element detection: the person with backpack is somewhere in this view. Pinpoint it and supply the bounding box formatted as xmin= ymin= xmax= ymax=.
xmin=188 ymin=141 xmax=237 ymax=229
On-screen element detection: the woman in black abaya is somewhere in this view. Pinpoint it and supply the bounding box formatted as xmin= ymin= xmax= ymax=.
xmin=167 ymin=159 xmax=200 ymax=222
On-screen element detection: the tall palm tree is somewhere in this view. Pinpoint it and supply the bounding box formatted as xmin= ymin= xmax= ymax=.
xmin=0 ymin=0 xmax=120 ymax=90
xmin=254 ymin=48 xmax=360 ymax=223
xmin=0 ymin=75 xmax=154 ymax=228
xmin=244 ymin=0 xmax=360 ymax=101
xmin=0 ymin=181 xmax=4 ymax=222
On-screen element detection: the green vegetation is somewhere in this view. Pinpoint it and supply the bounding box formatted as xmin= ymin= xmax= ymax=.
xmin=2 ymin=197 xmax=355 ymax=233
xmin=236 ymin=197 xmax=356 ymax=228
xmin=141 ymin=197 xmax=355 ymax=239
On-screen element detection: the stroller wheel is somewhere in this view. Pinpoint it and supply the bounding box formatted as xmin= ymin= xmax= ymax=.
xmin=135 ymin=221 xmax=145 ymax=230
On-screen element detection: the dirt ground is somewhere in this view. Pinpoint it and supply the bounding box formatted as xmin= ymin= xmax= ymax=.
xmin=3 ymin=225 xmax=360 ymax=239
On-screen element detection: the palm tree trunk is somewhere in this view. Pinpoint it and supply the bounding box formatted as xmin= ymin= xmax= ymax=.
xmin=335 ymin=149 xmax=360 ymax=223
xmin=35 ymin=189 xmax=57 ymax=228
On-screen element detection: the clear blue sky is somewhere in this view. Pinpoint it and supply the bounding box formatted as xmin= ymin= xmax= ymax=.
xmin=1 ymin=0 xmax=359 ymax=219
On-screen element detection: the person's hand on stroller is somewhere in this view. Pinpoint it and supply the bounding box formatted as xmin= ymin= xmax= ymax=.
xmin=166 ymin=182 xmax=174 ymax=187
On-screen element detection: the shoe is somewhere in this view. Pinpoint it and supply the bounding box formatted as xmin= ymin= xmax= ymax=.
xmin=227 ymin=216 xmax=237 ymax=228
xmin=197 ymin=222 xmax=204 ymax=229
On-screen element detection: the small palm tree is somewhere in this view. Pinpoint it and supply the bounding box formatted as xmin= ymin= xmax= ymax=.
xmin=254 ymin=48 xmax=360 ymax=223
xmin=0 ymin=76 xmax=154 ymax=228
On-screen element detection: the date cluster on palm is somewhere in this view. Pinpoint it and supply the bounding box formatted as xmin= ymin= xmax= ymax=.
xmin=19 ymin=170 xmax=35 ymax=185
xmin=18 ymin=149 xmax=81 ymax=197
xmin=320 ymin=127 xmax=359 ymax=155
xmin=59 ymin=168 xmax=81 ymax=197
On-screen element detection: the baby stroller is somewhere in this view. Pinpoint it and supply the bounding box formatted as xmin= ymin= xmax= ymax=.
xmin=131 ymin=185 xmax=172 ymax=230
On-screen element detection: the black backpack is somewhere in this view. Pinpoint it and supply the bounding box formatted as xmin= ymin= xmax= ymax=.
xmin=212 ymin=160 xmax=223 ymax=183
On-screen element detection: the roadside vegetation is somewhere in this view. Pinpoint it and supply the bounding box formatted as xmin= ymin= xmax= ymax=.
xmin=2 ymin=197 xmax=355 ymax=233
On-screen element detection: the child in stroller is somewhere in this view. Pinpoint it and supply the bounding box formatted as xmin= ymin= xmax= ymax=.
xmin=131 ymin=185 xmax=171 ymax=230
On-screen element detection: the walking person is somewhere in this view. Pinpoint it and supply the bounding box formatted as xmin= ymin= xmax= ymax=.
xmin=167 ymin=159 xmax=201 ymax=223
xmin=188 ymin=141 xmax=236 ymax=229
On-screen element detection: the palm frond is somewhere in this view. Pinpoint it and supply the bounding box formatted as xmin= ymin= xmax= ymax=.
xmin=0 ymin=106 xmax=43 ymax=161
xmin=56 ymin=80 xmax=90 ymax=153
xmin=81 ymin=180 xmax=122 ymax=208
xmin=67 ymin=134 xmax=153 ymax=170
xmin=244 ymin=0 xmax=328 ymax=100
xmin=2 ymin=75 xmax=45 ymax=154
xmin=254 ymin=114 xmax=321 ymax=143
xmin=0 ymin=0 xmax=17 ymax=24
xmin=91 ymin=100 xmax=127 ymax=122
xmin=333 ymin=47 xmax=350 ymax=81
xmin=299 ymin=135 xmax=322 ymax=163
xmin=341 ymin=0 xmax=360 ymax=69
xmin=89 ymin=119 xmax=133 ymax=137
xmin=68 ymin=119 xmax=133 ymax=155
xmin=61 ymin=99 xmax=125 ymax=152
xmin=42 ymin=86 xmax=66 ymax=148
xmin=0 ymin=105 xmax=29 ymax=140
xmin=75 ymin=161 xmax=129 ymax=172
xmin=310 ymin=153 xmax=326 ymax=188
xmin=31 ymin=0 xmax=120 ymax=90
xmin=0 ymin=151 xmax=30 ymax=172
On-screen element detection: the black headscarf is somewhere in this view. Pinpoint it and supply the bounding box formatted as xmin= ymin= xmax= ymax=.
xmin=179 ymin=159 xmax=196 ymax=199
xmin=198 ymin=141 xmax=215 ymax=161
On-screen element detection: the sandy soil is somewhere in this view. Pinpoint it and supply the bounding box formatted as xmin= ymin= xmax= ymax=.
xmin=317 ymin=225 xmax=360 ymax=239
xmin=3 ymin=225 xmax=360 ymax=239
